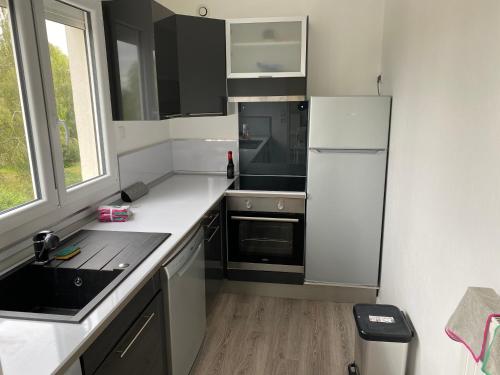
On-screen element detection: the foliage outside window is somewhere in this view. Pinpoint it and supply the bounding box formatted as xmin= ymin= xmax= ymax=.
xmin=0 ymin=5 xmax=37 ymax=212
xmin=0 ymin=0 xmax=118 ymax=245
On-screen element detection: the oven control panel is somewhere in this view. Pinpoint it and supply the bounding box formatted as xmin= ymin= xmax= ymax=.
xmin=228 ymin=196 xmax=305 ymax=214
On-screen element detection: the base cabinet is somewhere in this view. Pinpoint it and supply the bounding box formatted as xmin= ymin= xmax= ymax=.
xmin=94 ymin=294 xmax=165 ymax=375
xmin=203 ymin=199 xmax=225 ymax=315
xmin=81 ymin=274 xmax=167 ymax=375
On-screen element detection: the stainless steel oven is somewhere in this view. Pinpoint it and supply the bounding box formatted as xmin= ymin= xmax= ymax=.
xmin=226 ymin=194 xmax=305 ymax=284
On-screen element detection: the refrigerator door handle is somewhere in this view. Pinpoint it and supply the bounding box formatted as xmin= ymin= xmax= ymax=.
xmin=309 ymin=147 xmax=385 ymax=154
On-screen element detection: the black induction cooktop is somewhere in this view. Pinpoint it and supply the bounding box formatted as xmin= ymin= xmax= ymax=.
xmin=231 ymin=175 xmax=306 ymax=192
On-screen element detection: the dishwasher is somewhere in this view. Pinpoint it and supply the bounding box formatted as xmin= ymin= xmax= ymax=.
xmin=163 ymin=226 xmax=206 ymax=375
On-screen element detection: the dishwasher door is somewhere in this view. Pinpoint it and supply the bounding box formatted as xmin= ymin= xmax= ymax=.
xmin=164 ymin=228 xmax=206 ymax=375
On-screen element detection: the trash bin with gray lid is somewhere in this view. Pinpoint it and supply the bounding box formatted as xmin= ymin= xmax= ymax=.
xmin=351 ymin=304 xmax=414 ymax=375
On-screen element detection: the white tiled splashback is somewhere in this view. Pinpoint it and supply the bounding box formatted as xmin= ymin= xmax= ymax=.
xmin=118 ymin=142 xmax=173 ymax=189
xmin=171 ymin=139 xmax=239 ymax=173
xmin=118 ymin=139 xmax=238 ymax=189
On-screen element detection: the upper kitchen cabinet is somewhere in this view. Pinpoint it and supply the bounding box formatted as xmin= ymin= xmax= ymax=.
xmin=156 ymin=15 xmax=227 ymax=117
xmin=102 ymin=1 xmax=227 ymax=120
xmin=102 ymin=0 xmax=164 ymax=121
xmin=226 ymin=17 xmax=307 ymax=79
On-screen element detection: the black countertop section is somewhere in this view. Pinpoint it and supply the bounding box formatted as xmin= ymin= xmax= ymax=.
xmin=232 ymin=175 xmax=306 ymax=192
xmin=48 ymin=230 xmax=171 ymax=271
xmin=0 ymin=230 xmax=170 ymax=323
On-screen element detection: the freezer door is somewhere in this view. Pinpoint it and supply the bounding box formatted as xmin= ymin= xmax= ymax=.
xmin=305 ymin=150 xmax=387 ymax=286
xmin=308 ymin=96 xmax=391 ymax=150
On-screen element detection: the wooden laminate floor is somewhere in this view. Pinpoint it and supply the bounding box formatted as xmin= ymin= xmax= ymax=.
xmin=190 ymin=293 xmax=356 ymax=375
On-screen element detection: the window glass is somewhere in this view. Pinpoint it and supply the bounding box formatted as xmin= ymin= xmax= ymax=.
xmin=45 ymin=2 xmax=104 ymax=188
xmin=0 ymin=3 xmax=38 ymax=212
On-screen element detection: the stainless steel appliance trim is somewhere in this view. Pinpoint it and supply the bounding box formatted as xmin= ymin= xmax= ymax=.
xmin=116 ymin=313 xmax=156 ymax=358
xmin=178 ymin=242 xmax=203 ymax=277
xmin=227 ymin=195 xmax=305 ymax=213
xmin=309 ymin=147 xmax=386 ymax=153
xmin=186 ymin=112 xmax=225 ymax=116
xmin=225 ymin=190 xmax=307 ymax=199
xmin=304 ymin=281 xmax=380 ymax=290
xmin=228 ymin=261 xmax=304 ymax=273
xmin=239 ymin=174 xmax=307 ymax=177
xmin=171 ymin=138 xmax=237 ymax=142
xmin=161 ymin=224 xmax=202 ymax=267
xmin=228 ymin=95 xmax=306 ymax=103
xmin=231 ymin=216 xmax=299 ymax=223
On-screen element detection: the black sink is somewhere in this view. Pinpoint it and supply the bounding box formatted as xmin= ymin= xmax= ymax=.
xmin=0 ymin=230 xmax=170 ymax=323
xmin=0 ymin=266 xmax=122 ymax=317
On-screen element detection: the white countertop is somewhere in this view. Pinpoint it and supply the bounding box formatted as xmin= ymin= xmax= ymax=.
xmin=0 ymin=174 xmax=233 ymax=375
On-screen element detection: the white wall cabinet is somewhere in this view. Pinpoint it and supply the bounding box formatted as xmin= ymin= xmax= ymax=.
xmin=226 ymin=17 xmax=307 ymax=79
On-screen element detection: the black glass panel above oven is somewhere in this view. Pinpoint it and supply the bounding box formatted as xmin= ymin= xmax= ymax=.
xmin=233 ymin=175 xmax=306 ymax=192
xmin=238 ymin=102 xmax=308 ymax=176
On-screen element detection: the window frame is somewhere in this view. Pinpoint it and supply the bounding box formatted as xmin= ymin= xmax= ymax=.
xmin=0 ymin=0 xmax=59 ymax=233
xmin=0 ymin=0 xmax=119 ymax=247
xmin=33 ymin=0 xmax=119 ymax=208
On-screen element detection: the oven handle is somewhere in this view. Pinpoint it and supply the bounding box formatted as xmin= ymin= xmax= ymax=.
xmin=231 ymin=216 xmax=299 ymax=223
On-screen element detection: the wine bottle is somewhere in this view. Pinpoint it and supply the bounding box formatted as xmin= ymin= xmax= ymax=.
xmin=227 ymin=151 xmax=234 ymax=179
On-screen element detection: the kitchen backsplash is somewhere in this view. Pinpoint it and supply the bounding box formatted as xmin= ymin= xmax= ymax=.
xmin=118 ymin=142 xmax=174 ymax=189
xmin=118 ymin=139 xmax=238 ymax=189
xmin=171 ymin=139 xmax=239 ymax=174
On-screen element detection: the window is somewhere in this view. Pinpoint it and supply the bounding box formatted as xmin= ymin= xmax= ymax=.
xmin=45 ymin=0 xmax=105 ymax=188
xmin=0 ymin=2 xmax=39 ymax=213
xmin=0 ymin=0 xmax=118 ymax=247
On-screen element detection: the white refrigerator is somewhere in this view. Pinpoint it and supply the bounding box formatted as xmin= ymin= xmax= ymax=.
xmin=305 ymin=96 xmax=391 ymax=286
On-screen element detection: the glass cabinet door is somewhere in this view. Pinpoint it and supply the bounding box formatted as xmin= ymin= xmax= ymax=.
xmin=226 ymin=17 xmax=307 ymax=78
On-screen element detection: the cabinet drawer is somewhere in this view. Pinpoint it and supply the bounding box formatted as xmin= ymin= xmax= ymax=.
xmin=81 ymin=274 xmax=161 ymax=375
xmin=93 ymin=293 xmax=166 ymax=375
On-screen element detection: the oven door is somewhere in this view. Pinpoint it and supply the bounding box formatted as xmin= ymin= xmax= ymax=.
xmin=227 ymin=211 xmax=304 ymax=272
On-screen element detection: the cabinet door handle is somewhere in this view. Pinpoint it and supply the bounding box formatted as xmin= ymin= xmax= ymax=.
xmin=187 ymin=112 xmax=224 ymax=116
xmin=204 ymin=212 xmax=220 ymax=229
xmin=310 ymin=147 xmax=385 ymax=153
xmin=205 ymin=225 xmax=220 ymax=243
xmin=231 ymin=216 xmax=299 ymax=223
xmin=116 ymin=313 xmax=155 ymax=359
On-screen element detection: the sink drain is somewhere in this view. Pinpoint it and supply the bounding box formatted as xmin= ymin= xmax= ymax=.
xmin=74 ymin=276 xmax=83 ymax=287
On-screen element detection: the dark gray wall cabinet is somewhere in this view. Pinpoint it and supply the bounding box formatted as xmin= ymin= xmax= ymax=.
xmin=103 ymin=1 xmax=227 ymax=120
xmin=156 ymin=15 xmax=227 ymax=118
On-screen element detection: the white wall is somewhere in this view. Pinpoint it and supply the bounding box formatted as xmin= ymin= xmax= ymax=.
xmin=378 ymin=0 xmax=500 ymax=373
xmin=160 ymin=0 xmax=385 ymax=96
